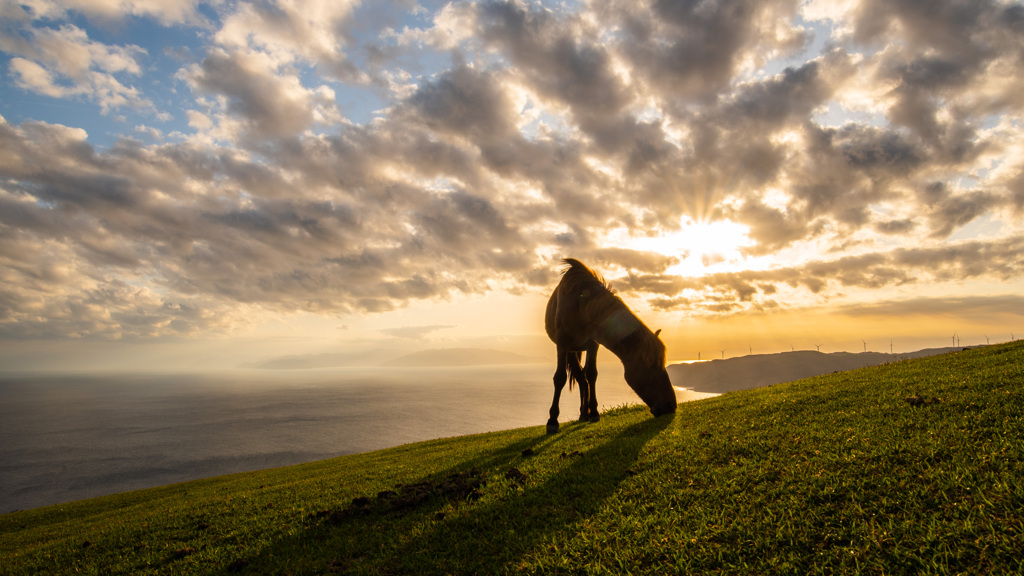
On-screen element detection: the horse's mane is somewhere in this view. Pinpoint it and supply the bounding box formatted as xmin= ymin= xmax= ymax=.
xmin=560 ymin=258 xmax=610 ymax=290
xmin=560 ymin=258 xmax=665 ymax=368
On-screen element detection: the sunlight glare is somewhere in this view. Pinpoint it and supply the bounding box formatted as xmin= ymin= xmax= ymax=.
xmin=617 ymin=218 xmax=753 ymax=277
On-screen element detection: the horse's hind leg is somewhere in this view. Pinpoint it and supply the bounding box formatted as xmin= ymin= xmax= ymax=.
xmin=567 ymin=350 xmax=590 ymax=422
xmin=547 ymin=347 xmax=569 ymax=434
xmin=583 ymin=342 xmax=599 ymax=422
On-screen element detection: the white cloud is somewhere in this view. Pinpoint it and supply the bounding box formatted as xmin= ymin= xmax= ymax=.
xmin=3 ymin=23 xmax=152 ymax=113
xmin=215 ymin=0 xmax=364 ymax=80
xmin=134 ymin=124 xmax=164 ymax=139
xmin=385 ymin=1 xmax=478 ymax=50
xmin=183 ymin=47 xmax=344 ymax=140
xmin=8 ymin=57 xmax=65 ymax=97
xmin=185 ymin=108 xmax=214 ymax=130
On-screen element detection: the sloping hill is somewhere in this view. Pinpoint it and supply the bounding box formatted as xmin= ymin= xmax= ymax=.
xmin=2 ymin=342 xmax=1021 ymax=575
xmin=669 ymin=347 xmax=959 ymax=393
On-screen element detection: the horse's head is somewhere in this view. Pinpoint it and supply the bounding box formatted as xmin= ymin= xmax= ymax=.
xmin=621 ymin=329 xmax=677 ymax=417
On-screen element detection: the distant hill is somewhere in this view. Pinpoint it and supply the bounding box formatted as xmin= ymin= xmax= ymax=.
xmin=668 ymin=347 xmax=962 ymax=393
xmin=388 ymin=348 xmax=543 ymax=367
xmin=242 ymin=350 xmax=392 ymax=369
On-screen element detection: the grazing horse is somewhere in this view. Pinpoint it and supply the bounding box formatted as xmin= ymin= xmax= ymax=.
xmin=544 ymin=258 xmax=676 ymax=433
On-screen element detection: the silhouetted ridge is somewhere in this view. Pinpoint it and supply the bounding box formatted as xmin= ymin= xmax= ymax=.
xmin=668 ymin=348 xmax=961 ymax=393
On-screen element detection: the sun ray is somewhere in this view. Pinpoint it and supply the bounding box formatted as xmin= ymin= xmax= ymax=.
xmin=611 ymin=217 xmax=754 ymax=277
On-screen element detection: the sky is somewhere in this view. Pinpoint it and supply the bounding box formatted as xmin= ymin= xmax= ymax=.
xmin=1 ymin=0 xmax=1023 ymax=371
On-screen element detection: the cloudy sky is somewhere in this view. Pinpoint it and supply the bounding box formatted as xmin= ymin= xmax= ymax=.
xmin=1 ymin=0 xmax=1023 ymax=370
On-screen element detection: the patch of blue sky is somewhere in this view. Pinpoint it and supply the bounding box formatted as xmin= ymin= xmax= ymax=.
xmin=0 ymin=66 xmax=79 ymax=116
xmin=330 ymin=81 xmax=390 ymax=126
xmin=61 ymin=9 xmax=210 ymax=58
xmin=335 ymin=3 xmax=470 ymax=121
xmin=0 ymin=81 xmax=134 ymax=150
xmin=951 ymin=173 xmax=982 ymax=191
xmin=547 ymin=0 xmax=587 ymax=15
xmin=948 ymin=212 xmax=1010 ymax=243
xmin=753 ymin=17 xmax=832 ymax=79
xmin=518 ymin=108 xmax=575 ymax=141
xmin=980 ymin=114 xmax=1005 ymax=131
xmin=635 ymin=104 xmax=664 ymax=124
xmin=812 ymin=100 xmax=888 ymax=129
xmin=102 ymin=20 xmax=212 ymax=140
xmin=0 ymin=13 xmax=205 ymax=148
xmin=346 ymin=0 xmax=447 ymax=64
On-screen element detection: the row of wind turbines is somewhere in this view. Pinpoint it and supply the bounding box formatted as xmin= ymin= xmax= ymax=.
xmin=949 ymin=331 xmax=1016 ymax=347
xmin=694 ymin=332 xmax=1017 ymax=361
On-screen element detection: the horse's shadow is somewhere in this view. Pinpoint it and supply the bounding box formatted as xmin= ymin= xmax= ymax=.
xmin=236 ymin=413 xmax=672 ymax=574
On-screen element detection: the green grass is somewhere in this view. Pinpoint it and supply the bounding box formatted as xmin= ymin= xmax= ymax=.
xmin=2 ymin=342 xmax=1023 ymax=575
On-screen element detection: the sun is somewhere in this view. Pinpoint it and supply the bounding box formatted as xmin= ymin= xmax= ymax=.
xmin=616 ymin=218 xmax=753 ymax=276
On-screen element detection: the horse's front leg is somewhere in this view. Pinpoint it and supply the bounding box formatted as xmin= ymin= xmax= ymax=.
xmin=583 ymin=342 xmax=599 ymax=422
xmin=547 ymin=347 xmax=569 ymax=434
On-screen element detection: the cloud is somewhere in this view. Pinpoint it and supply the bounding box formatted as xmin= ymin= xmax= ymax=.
xmin=406 ymin=63 xmax=517 ymax=142
xmin=591 ymin=248 xmax=679 ymax=274
xmin=214 ymin=0 xmax=363 ymax=81
xmin=1 ymin=0 xmax=1024 ymax=342
xmin=622 ymin=233 xmax=1024 ymax=315
xmin=8 ymin=57 xmax=63 ymax=97
xmin=184 ymin=47 xmax=342 ymax=139
xmin=608 ymin=0 xmax=810 ymax=102
xmin=922 ymin=184 xmax=1001 ymax=239
xmin=835 ymin=294 xmax=1024 ymax=320
xmin=385 ymin=2 xmax=477 ymax=51
xmin=477 ymin=2 xmax=632 ymax=129
xmin=2 ymin=23 xmax=152 ymax=112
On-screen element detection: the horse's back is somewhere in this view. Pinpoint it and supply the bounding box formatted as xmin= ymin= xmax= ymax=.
xmin=546 ymin=259 xmax=603 ymax=345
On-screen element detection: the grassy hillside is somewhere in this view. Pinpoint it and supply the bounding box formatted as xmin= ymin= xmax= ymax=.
xmin=2 ymin=342 xmax=1022 ymax=575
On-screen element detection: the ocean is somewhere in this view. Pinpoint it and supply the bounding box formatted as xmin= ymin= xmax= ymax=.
xmin=0 ymin=365 xmax=715 ymax=513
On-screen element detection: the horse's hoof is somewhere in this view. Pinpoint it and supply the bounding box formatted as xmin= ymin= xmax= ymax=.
xmin=588 ymin=413 xmax=600 ymax=423
xmin=546 ymin=422 xmax=559 ymax=434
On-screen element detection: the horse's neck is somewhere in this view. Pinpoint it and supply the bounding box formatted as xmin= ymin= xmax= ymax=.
xmin=591 ymin=306 xmax=642 ymax=354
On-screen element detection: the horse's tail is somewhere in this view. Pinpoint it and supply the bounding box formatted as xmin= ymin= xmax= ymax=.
xmin=566 ymin=350 xmax=582 ymax=391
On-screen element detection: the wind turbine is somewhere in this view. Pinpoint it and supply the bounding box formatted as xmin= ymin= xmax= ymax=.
xmin=815 ymin=344 xmax=821 ymax=352
xmin=890 ymin=340 xmax=893 ymax=354
xmin=952 ymin=332 xmax=957 ymax=347
xmin=862 ymin=339 xmax=867 ymax=353
xmin=720 ymin=349 xmax=725 ymax=359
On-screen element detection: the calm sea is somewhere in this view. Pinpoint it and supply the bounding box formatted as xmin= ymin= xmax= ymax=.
xmin=0 ymin=365 xmax=714 ymax=513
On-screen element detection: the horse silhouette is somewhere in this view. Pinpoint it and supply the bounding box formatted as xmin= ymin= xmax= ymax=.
xmin=544 ymin=258 xmax=677 ymax=433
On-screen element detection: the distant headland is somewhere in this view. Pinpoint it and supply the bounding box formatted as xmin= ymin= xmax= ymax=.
xmin=668 ymin=347 xmax=964 ymax=394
